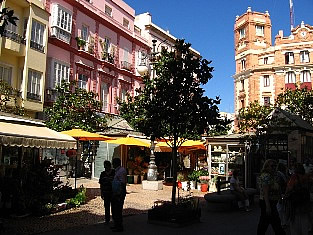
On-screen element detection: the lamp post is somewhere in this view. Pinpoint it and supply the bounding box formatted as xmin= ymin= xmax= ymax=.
xmin=137 ymin=39 xmax=164 ymax=181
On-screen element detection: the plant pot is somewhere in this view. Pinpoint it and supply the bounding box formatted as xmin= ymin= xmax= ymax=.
xmin=134 ymin=175 xmax=139 ymax=184
xmin=127 ymin=175 xmax=134 ymax=184
xmin=181 ymin=181 xmax=188 ymax=190
xmin=190 ymin=181 xmax=196 ymax=190
xmin=201 ymin=183 xmax=208 ymax=192
xmin=197 ymin=184 xmax=201 ymax=191
xmin=177 ymin=181 xmax=182 ymax=189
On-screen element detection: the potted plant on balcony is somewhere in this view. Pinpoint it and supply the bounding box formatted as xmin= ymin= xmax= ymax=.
xmin=75 ymin=37 xmax=86 ymax=50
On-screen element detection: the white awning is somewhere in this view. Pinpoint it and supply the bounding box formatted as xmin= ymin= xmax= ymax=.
xmin=0 ymin=121 xmax=77 ymax=149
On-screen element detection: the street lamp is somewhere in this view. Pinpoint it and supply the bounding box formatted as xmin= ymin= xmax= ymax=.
xmin=137 ymin=39 xmax=165 ymax=181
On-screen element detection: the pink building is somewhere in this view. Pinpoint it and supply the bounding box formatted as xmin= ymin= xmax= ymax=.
xmin=43 ymin=0 xmax=149 ymax=115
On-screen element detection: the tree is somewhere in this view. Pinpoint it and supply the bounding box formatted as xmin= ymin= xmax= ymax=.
xmin=119 ymin=39 xmax=222 ymax=204
xmin=44 ymin=81 xmax=107 ymax=132
xmin=276 ymin=86 xmax=313 ymax=125
xmin=238 ymin=100 xmax=273 ymax=133
xmin=238 ymin=87 xmax=313 ymax=133
xmin=0 ymin=0 xmax=18 ymax=36
xmin=0 ymin=80 xmax=25 ymax=116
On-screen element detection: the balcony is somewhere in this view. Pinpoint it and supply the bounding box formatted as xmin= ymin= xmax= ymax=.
xmin=45 ymin=88 xmax=58 ymax=102
xmin=3 ymin=30 xmax=25 ymax=44
xmin=101 ymin=52 xmax=114 ymax=64
xmin=30 ymin=41 xmax=44 ymax=53
xmin=285 ymin=83 xmax=296 ymax=90
xmin=27 ymin=92 xmax=41 ymax=101
xmin=2 ymin=30 xmax=26 ymax=56
xmin=121 ymin=61 xmax=132 ymax=71
xmin=300 ymin=82 xmax=312 ymax=90
xmin=50 ymin=26 xmax=71 ymax=44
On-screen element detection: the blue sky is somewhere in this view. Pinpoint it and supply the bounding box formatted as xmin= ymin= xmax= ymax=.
xmin=124 ymin=0 xmax=313 ymax=113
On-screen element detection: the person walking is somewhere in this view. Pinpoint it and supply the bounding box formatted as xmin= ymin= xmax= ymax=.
xmin=99 ymin=160 xmax=115 ymax=224
xmin=276 ymin=162 xmax=288 ymax=228
xmin=285 ymin=163 xmax=312 ymax=235
xmin=257 ymin=159 xmax=285 ymax=235
xmin=230 ymin=169 xmax=250 ymax=211
xmin=111 ymin=158 xmax=127 ymax=232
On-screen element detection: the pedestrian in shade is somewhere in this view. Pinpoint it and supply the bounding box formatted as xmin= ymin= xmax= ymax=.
xmin=99 ymin=160 xmax=115 ymax=224
xmin=111 ymin=158 xmax=127 ymax=232
xmin=257 ymin=159 xmax=286 ymax=235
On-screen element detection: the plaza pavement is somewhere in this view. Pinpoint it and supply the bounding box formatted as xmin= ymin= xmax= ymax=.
xmin=39 ymin=199 xmax=280 ymax=235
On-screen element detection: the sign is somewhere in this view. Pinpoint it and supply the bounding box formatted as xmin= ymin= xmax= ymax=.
xmin=218 ymin=163 xmax=225 ymax=175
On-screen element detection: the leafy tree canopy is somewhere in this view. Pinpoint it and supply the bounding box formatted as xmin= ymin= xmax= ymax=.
xmin=238 ymin=86 xmax=313 ymax=133
xmin=120 ymin=39 xmax=222 ymax=144
xmin=0 ymin=1 xmax=18 ymax=36
xmin=44 ymin=81 xmax=107 ymax=132
xmin=276 ymin=86 xmax=313 ymax=125
xmin=0 ymin=80 xmax=25 ymax=116
xmin=238 ymin=100 xmax=273 ymax=133
xmin=119 ymin=39 xmax=225 ymax=203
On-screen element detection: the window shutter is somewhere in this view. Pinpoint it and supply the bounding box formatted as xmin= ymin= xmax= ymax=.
xmin=52 ymin=4 xmax=58 ymax=27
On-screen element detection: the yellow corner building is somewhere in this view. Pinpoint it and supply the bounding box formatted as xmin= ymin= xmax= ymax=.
xmin=0 ymin=0 xmax=49 ymax=118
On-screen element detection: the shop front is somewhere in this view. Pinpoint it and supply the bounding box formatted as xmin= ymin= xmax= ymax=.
xmin=0 ymin=113 xmax=77 ymax=213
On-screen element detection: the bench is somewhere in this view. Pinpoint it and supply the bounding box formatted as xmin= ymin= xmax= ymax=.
xmin=204 ymin=188 xmax=257 ymax=211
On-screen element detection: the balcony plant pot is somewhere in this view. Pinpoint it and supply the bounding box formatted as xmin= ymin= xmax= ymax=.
xmin=201 ymin=183 xmax=208 ymax=192
xmin=75 ymin=37 xmax=86 ymax=50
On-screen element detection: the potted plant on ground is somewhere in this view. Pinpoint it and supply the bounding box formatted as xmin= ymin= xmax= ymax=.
xmin=198 ymin=169 xmax=210 ymax=192
xmin=75 ymin=37 xmax=86 ymax=50
xmin=177 ymin=173 xmax=184 ymax=189
xmin=188 ymin=170 xmax=201 ymax=190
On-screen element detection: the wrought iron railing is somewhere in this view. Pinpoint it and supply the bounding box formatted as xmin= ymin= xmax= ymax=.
xmin=121 ymin=61 xmax=132 ymax=71
xmin=3 ymin=29 xmax=25 ymax=44
xmin=30 ymin=41 xmax=44 ymax=53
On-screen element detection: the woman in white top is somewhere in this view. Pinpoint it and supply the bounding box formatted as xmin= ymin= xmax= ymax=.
xmin=230 ymin=169 xmax=250 ymax=211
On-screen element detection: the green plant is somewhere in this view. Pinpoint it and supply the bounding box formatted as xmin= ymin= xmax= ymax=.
xmin=177 ymin=173 xmax=185 ymax=182
xmin=199 ymin=169 xmax=209 ymax=176
xmin=188 ymin=170 xmax=201 ymax=182
xmin=66 ymin=186 xmax=86 ymax=208
xmin=75 ymin=36 xmax=86 ymax=48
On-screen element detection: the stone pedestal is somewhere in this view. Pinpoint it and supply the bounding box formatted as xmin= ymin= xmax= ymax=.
xmin=142 ymin=180 xmax=163 ymax=191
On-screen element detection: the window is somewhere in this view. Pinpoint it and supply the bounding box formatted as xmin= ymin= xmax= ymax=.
xmin=300 ymin=70 xmax=311 ymax=83
xmin=81 ymin=25 xmax=88 ymax=42
xmin=123 ymin=18 xmax=129 ymax=29
xmin=263 ymin=75 xmax=270 ymax=87
xmin=263 ymin=97 xmax=270 ymax=106
xmin=300 ymin=50 xmax=310 ymax=63
xmin=81 ymin=25 xmax=88 ymax=50
xmin=105 ymin=5 xmax=112 ymax=17
xmin=285 ymin=52 xmax=294 ymax=64
xmin=255 ymin=25 xmax=264 ymax=36
xmin=123 ymin=48 xmax=129 ymax=62
xmin=78 ymin=73 xmax=88 ymax=89
xmin=240 ymin=79 xmax=244 ymax=91
xmin=239 ymin=28 xmax=245 ymax=39
xmin=31 ymin=20 xmax=45 ymax=52
xmin=285 ymin=71 xmax=296 ymax=84
xmin=0 ymin=64 xmax=12 ymax=85
xmin=101 ymin=82 xmax=109 ymax=112
xmin=51 ymin=5 xmax=72 ymax=43
xmin=27 ymin=69 xmax=42 ymax=100
xmin=53 ymin=60 xmax=70 ymax=88
xmin=241 ymin=59 xmax=246 ymax=70
xmin=264 ymin=57 xmax=268 ymax=65
xmin=121 ymin=88 xmax=127 ymax=102
xmin=6 ymin=18 xmax=17 ymax=33
xmin=240 ymin=99 xmax=245 ymax=109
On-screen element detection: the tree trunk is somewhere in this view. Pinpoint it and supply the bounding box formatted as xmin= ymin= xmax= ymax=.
xmin=171 ymin=137 xmax=178 ymax=205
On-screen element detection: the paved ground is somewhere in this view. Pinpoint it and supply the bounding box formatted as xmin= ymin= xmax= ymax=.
xmin=39 ymin=201 xmax=275 ymax=235
xmin=2 ymin=178 xmax=292 ymax=235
